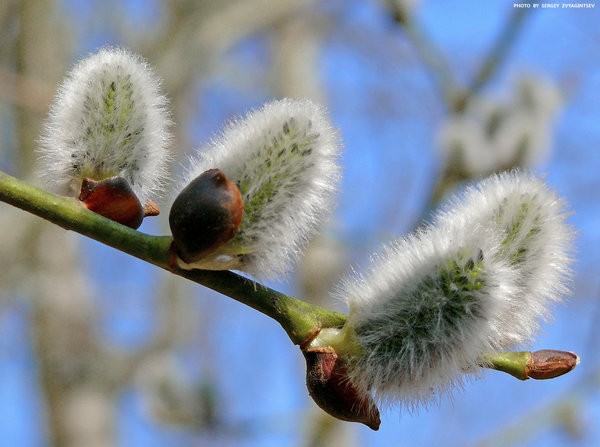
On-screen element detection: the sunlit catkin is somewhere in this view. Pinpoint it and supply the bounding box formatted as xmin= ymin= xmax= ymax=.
xmin=333 ymin=172 xmax=573 ymax=405
xmin=38 ymin=47 xmax=172 ymax=205
xmin=175 ymin=98 xmax=341 ymax=278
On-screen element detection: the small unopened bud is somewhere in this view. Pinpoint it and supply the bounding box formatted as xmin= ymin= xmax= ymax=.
xmin=142 ymin=199 xmax=161 ymax=218
xmin=303 ymin=345 xmax=380 ymax=431
xmin=528 ymin=350 xmax=579 ymax=380
xmin=79 ymin=176 xmax=145 ymax=229
xmin=169 ymin=169 xmax=243 ymax=264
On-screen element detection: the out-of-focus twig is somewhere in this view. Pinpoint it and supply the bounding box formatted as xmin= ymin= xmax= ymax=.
xmin=457 ymin=8 xmax=530 ymax=112
xmin=0 ymin=67 xmax=54 ymax=114
xmin=271 ymin=11 xmax=327 ymax=103
xmin=386 ymin=1 xmax=533 ymax=220
xmin=387 ymin=0 xmax=459 ymax=110
xmin=147 ymin=0 xmax=319 ymax=95
xmin=14 ymin=0 xmax=69 ymax=175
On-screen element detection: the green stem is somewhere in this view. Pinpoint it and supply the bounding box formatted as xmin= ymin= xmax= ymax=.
xmin=483 ymin=351 xmax=532 ymax=381
xmin=0 ymin=171 xmax=346 ymax=345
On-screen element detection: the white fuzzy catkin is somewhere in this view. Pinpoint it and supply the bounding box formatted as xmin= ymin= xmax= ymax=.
xmin=435 ymin=172 xmax=573 ymax=345
xmin=182 ymin=98 xmax=341 ymax=278
xmin=38 ymin=47 xmax=172 ymax=204
xmin=340 ymin=172 xmax=573 ymax=405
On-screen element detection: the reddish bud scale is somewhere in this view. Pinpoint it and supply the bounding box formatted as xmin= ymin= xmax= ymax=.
xmin=143 ymin=199 xmax=161 ymax=217
xmin=528 ymin=350 xmax=579 ymax=380
xmin=79 ymin=176 xmax=145 ymax=229
xmin=303 ymin=346 xmax=381 ymax=431
xmin=169 ymin=169 xmax=243 ymax=263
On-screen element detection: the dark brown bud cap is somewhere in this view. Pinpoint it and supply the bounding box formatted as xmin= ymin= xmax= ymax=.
xmin=169 ymin=169 xmax=243 ymax=263
xmin=79 ymin=176 xmax=146 ymax=229
xmin=303 ymin=346 xmax=380 ymax=431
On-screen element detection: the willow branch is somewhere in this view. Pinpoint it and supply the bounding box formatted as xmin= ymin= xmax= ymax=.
xmin=0 ymin=171 xmax=578 ymax=382
xmin=0 ymin=171 xmax=345 ymax=345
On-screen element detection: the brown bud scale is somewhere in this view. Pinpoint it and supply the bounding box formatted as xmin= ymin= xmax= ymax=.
xmin=143 ymin=199 xmax=161 ymax=217
xmin=79 ymin=176 xmax=144 ymax=229
xmin=303 ymin=346 xmax=380 ymax=431
xmin=528 ymin=350 xmax=579 ymax=380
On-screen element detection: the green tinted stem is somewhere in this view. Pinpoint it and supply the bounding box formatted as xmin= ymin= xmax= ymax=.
xmin=0 ymin=171 xmax=345 ymax=344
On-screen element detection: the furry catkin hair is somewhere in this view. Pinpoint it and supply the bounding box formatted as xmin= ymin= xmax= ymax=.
xmin=339 ymin=172 xmax=573 ymax=405
xmin=181 ymin=98 xmax=341 ymax=278
xmin=38 ymin=47 xmax=172 ymax=204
